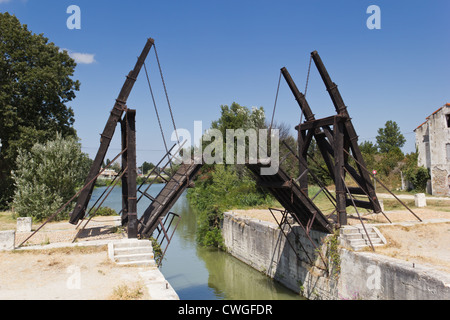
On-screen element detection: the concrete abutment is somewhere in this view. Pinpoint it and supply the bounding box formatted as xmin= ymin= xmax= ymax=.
xmin=222 ymin=211 xmax=450 ymax=300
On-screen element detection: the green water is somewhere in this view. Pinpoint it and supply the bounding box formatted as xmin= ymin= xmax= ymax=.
xmin=91 ymin=184 xmax=304 ymax=300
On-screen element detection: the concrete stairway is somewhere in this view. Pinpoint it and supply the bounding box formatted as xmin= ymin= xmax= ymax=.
xmin=340 ymin=225 xmax=387 ymax=251
xmin=108 ymin=239 xmax=156 ymax=267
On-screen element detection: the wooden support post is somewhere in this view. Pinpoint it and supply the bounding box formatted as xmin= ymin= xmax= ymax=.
xmin=297 ymin=128 xmax=309 ymax=194
xmin=121 ymin=114 xmax=129 ymax=226
xmin=126 ymin=109 xmax=138 ymax=239
xmin=334 ymin=117 xmax=347 ymax=227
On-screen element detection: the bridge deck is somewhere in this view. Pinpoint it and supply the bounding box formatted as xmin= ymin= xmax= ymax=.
xmin=246 ymin=162 xmax=333 ymax=234
xmin=138 ymin=161 xmax=202 ymax=237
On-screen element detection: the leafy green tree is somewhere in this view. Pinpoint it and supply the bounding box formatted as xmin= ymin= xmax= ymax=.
xmin=402 ymin=151 xmax=430 ymax=192
xmin=188 ymin=165 xmax=272 ymax=248
xmin=188 ymin=103 xmax=274 ymax=248
xmin=205 ymin=102 xmax=266 ymax=167
xmin=0 ymin=13 xmax=80 ymax=208
xmin=211 ymin=102 xmax=265 ymax=134
xmin=141 ymin=161 xmax=155 ymax=175
xmin=376 ymin=121 xmax=406 ymax=153
xmin=12 ymin=134 xmax=91 ymax=221
xmin=359 ymin=140 xmax=378 ymax=172
xmin=359 ymin=141 xmax=378 ymax=155
xmin=378 ymin=147 xmax=404 ymax=176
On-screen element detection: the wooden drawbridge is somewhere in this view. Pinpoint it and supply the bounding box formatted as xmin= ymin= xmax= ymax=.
xmin=138 ymin=161 xmax=202 ymax=237
xmin=246 ymin=161 xmax=333 ymax=233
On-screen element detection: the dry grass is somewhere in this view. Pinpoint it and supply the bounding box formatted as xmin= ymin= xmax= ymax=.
xmin=10 ymin=245 xmax=107 ymax=256
xmin=0 ymin=211 xmax=16 ymax=231
xmin=109 ymin=282 xmax=146 ymax=300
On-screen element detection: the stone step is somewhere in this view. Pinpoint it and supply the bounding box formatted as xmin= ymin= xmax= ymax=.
xmin=340 ymin=226 xmax=387 ymax=251
xmin=114 ymin=246 xmax=153 ymax=255
xmin=351 ymin=242 xmax=385 ymax=251
xmin=116 ymin=259 xmax=157 ymax=267
xmin=348 ymin=238 xmax=384 ymax=246
xmin=114 ymin=252 xmax=155 ymax=263
xmin=113 ymin=239 xmax=152 ymax=249
xmin=108 ymin=239 xmax=156 ymax=267
xmin=341 ymin=227 xmax=375 ymax=235
xmin=344 ymin=232 xmax=378 ymax=240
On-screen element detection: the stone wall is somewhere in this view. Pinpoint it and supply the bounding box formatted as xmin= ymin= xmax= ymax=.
xmin=431 ymin=166 xmax=450 ymax=197
xmin=222 ymin=212 xmax=339 ymax=299
xmin=415 ymin=104 xmax=450 ymax=196
xmin=222 ymin=212 xmax=450 ymax=300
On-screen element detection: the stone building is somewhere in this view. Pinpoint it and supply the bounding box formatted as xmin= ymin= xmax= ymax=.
xmin=414 ymin=103 xmax=450 ymax=196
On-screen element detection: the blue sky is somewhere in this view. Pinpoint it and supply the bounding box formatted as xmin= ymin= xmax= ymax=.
xmin=2 ymin=0 xmax=449 ymax=166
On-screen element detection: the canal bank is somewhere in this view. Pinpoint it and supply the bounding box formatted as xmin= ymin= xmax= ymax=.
xmin=222 ymin=211 xmax=450 ymax=300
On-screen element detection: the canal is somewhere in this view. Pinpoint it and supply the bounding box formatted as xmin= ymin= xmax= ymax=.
xmin=90 ymin=183 xmax=304 ymax=300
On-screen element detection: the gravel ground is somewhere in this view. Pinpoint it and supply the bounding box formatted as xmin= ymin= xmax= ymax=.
xmin=0 ymin=216 xmax=154 ymax=300
xmin=15 ymin=216 xmax=125 ymax=247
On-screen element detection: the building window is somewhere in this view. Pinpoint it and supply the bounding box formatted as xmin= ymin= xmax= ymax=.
xmin=446 ymin=114 xmax=450 ymax=128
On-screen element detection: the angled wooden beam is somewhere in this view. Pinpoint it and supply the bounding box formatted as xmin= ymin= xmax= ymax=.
xmin=311 ymin=51 xmax=382 ymax=214
xmin=69 ymin=38 xmax=155 ymax=225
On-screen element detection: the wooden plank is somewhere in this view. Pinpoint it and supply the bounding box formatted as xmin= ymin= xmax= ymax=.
xmin=346 ymin=199 xmax=374 ymax=210
xmin=347 ymin=187 xmax=366 ymax=195
xmin=298 ymin=115 xmax=343 ymax=131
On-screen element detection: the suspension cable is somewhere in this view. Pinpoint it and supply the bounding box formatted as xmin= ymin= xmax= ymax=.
xmin=300 ymin=55 xmax=313 ymax=125
xmin=153 ymin=44 xmax=180 ymax=146
xmin=143 ymin=61 xmax=169 ymax=155
xmin=270 ymin=71 xmax=282 ymax=131
xmin=304 ymin=55 xmax=312 ymax=97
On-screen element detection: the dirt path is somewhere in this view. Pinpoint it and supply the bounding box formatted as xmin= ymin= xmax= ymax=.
xmin=0 ymin=246 xmax=149 ymax=300
xmin=0 ymin=215 xmax=150 ymax=300
xmin=375 ymin=222 xmax=450 ymax=273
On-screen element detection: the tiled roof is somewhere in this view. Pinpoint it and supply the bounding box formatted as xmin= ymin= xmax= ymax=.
xmin=415 ymin=103 xmax=449 ymax=130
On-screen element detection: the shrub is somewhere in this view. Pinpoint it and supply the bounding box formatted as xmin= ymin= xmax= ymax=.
xmin=404 ymin=166 xmax=430 ymax=192
xmin=12 ymin=134 xmax=91 ymax=222
xmin=187 ymin=164 xmax=273 ymax=248
xmin=93 ymin=206 xmax=118 ymax=217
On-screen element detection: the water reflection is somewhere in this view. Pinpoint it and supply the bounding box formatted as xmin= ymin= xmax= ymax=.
xmin=90 ymin=184 xmax=304 ymax=300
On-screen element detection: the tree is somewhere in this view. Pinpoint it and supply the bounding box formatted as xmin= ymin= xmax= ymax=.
xmin=141 ymin=161 xmax=155 ymax=175
xmin=376 ymin=121 xmax=406 ymax=153
xmin=359 ymin=140 xmax=378 ymax=172
xmin=188 ymin=103 xmax=274 ymax=248
xmin=12 ymin=134 xmax=92 ymax=222
xmin=378 ymin=147 xmax=404 ymax=176
xmin=403 ymin=151 xmax=430 ymax=192
xmin=207 ymin=102 xmax=266 ymax=166
xmin=211 ymin=102 xmax=265 ymax=133
xmin=359 ymin=141 xmax=378 ymax=155
xmin=0 ymin=13 xmax=80 ymax=208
